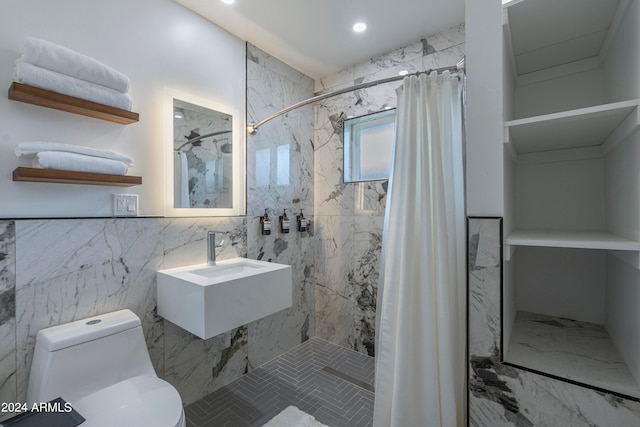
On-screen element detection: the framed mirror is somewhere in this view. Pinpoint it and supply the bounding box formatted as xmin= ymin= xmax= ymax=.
xmin=164 ymin=89 xmax=245 ymax=216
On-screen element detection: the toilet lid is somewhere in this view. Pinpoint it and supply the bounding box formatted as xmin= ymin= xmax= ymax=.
xmin=72 ymin=375 xmax=184 ymax=427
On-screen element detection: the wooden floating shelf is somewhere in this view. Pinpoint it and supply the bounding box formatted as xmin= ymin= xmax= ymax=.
xmin=8 ymin=82 xmax=139 ymax=124
xmin=505 ymin=99 xmax=640 ymax=154
xmin=13 ymin=167 xmax=142 ymax=187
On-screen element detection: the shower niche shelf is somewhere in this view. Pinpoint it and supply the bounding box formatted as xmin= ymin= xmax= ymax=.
xmin=12 ymin=167 xmax=142 ymax=187
xmin=8 ymin=82 xmax=139 ymax=124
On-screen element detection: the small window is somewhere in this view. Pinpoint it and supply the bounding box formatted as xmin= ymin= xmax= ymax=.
xmin=343 ymin=109 xmax=395 ymax=183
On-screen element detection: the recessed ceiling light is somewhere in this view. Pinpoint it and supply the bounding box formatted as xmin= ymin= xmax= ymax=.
xmin=399 ymin=70 xmax=409 ymax=76
xmin=221 ymin=0 xmax=235 ymax=4
xmin=352 ymin=22 xmax=367 ymax=33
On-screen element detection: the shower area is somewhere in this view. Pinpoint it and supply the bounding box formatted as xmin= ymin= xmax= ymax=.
xmin=182 ymin=24 xmax=466 ymax=427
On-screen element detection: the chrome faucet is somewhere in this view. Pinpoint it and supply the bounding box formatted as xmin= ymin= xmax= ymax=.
xmin=207 ymin=231 xmax=224 ymax=266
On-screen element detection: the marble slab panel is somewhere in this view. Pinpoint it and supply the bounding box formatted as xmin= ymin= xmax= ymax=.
xmin=0 ymin=221 xmax=16 ymax=412
xmin=246 ymin=216 xmax=315 ymax=368
xmin=163 ymin=321 xmax=248 ymax=406
xmin=425 ymin=23 xmax=465 ymax=53
xmin=353 ymin=44 xmax=424 ymax=84
xmin=245 ymin=43 xmax=316 ymax=369
xmin=423 ymin=44 xmax=466 ymax=73
xmin=15 ymin=218 xmax=164 ymax=402
xmin=315 ymin=283 xmax=355 ymax=350
xmin=468 ymin=218 xmax=503 ymax=357
xmin=247 ymin=44 xmax=314 ymax=92
xmin=161 ymin=216 xmax=249 ymax=404
xmin=314 ymin=216 xmax=353 ymax=294
xmin=162 ymin=216 xmax=247 ymax=269
xmin=506 ymin=311 xmax=640 ymax=399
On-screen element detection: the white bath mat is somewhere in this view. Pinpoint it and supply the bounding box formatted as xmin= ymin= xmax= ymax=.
xmin=262 ymin=406 xmax=330 ymax=427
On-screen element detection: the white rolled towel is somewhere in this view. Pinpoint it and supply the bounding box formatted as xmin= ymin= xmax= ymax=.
xmin=15 ymin=142 xmax=134 ymax=165
xmin=20 ymin=37 xmax=130 ymax=93
xmin=15 ymin=62 xmax=133 ymax=111
xmin=33 ymin=151 xmax=129 ymax=175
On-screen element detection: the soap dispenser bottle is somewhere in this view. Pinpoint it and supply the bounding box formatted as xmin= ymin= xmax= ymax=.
xmin=260 ymin=209 xmax=272 ymax=235
xmin=279 ymin=209 xmax=290 ymax=233
xmin=297 ymin=210 xmax=308 ymax=232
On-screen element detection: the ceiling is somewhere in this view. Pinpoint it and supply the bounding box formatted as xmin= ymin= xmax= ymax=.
xmin=506 ymin=0 xmax=620 ymax=75
xmin=176 ymin=0 xmax=465 ymax=79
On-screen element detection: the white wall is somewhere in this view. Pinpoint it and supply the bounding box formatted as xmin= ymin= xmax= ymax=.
xmin=516 ymin=157 xmax=605 ymax=231
xmin=0 ymin=0 xmax=245 ymax=218
xmin=606 ymin=253 xmax=640 ymax=387
xmin=514 ymin=67 xmax=603 ymax=119
xmin=517 ymin=247 xmax=606 ymax=324
xmin=602 ymin=0 xmax=640 ymax=103
xmin=465 ymin=0 xmax=504 ymax=216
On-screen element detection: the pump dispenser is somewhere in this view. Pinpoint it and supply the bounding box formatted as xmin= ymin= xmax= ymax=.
xmin=260 ymin=209 xmax=272 ymax=235
xmin=297 ymin=210 xmax=307 ymax=232
xmin=279 ymin=209 xmax=290 ymax=233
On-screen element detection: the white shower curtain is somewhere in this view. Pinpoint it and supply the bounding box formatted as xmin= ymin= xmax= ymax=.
xmin=374 ymin=72 xmax=466 ymax=427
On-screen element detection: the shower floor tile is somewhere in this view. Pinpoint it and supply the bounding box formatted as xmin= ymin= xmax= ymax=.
xmin=185 ymin=337 xmax=375 ymax=427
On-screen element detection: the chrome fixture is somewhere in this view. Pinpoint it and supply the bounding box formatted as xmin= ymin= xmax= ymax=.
xmin=247 ymin=57 xmax=465 ymax=134
xmin=207 ymin=231 xmax=224 ymax=266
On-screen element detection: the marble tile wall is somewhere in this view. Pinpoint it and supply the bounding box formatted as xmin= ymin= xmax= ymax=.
xmin=246 ymin=44 xmax=316 ymax=368
xmin=0 ymin=216 xmax=248 ymax=412
xmin=468 ymin=217 xmax=640 ymax=426
xmin=0 ymin=45 xmax=315 ymax=414
xmin=0 ymin=222 xmax=15 ymax=408
xmin=313 ymin=24 xmax=465 ymax=356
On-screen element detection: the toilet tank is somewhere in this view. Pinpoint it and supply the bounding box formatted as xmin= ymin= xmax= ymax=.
xmin=27 ymin=309 xmax=157 ymax=405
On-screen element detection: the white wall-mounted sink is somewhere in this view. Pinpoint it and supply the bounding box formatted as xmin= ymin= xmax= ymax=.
xmin=157 ymin=258 xmax=292 ymax=339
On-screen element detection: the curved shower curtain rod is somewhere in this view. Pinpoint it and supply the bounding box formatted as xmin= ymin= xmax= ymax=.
xmin=174 ymin=129 xmax=232 ymax=152
xmin=247 ymin=57 xmax=465 ymax=134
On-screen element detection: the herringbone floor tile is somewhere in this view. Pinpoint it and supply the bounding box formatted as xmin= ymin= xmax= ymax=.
xmin=185 ymin=337 xmax=374 ymax=427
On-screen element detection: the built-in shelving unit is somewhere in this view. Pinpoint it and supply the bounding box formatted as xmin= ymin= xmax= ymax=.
xmin=12 ymin=167 xmax=142 ymax=187
xmin=501 ymin=0 xmax=640 ymax=402
xmin=8 ymin=82 xmax=139 ymax=124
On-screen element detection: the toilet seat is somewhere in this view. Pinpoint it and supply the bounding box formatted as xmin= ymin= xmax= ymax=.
xmin=72 ymin=375 xmax=185 ymax=427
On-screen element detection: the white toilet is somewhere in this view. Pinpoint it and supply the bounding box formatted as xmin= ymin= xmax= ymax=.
xmin=27 ymin=309 xmax=185 ymax=427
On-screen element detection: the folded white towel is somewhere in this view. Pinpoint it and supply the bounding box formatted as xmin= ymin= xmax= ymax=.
xmin=15 ymin=62 xmax=133 ymax=111
xmin=21 ymin=37 xmax=130 ymax=93
xmin=15 ymin=142 xmax=134 ymax=165
xmin=33 ymin=151 xmax=129 ymax=175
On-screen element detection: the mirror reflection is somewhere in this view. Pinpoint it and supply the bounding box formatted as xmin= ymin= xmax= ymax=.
xmin=255 ymin=144 xmax=290 ymax=188
xmin=173 ymin=99 xmax=233 ymax=208
xmin=164 ymin=88 xmax=244 ymax=217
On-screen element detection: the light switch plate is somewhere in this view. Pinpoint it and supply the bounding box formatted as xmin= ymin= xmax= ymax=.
xmin=113 ymin=194 xmax=138 ymax=216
